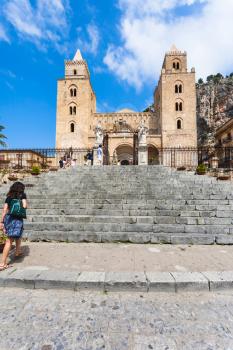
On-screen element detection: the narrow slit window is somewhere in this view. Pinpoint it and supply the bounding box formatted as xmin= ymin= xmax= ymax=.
xmin=70 ymin=89 xmax=73 ymax=97
xmin=175 ymin=85 xmax=179 ymax=93
xmin=69 ymin=106 xmax=73 ymax=115
xmin=70 ymin=123 xmax=75 ymax=133
xmin=73 ymin=106 xmax=76 ymax=115
xmin=74 ymin=69 xmax=77 ymax=75
xmin=175 ymin=102 xmax=179 ymax=111
xmin=74 ymin=89 xmax=77 ymax=97
xmin=179 ymin=85 xmax=182 ymax=93
xmin=179 ymin=102 xmax=183 ymax=111
xmin=177 ymin=120 xmax=182 ymax=129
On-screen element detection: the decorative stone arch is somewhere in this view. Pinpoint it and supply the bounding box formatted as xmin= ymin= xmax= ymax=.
xmin=114 ymin=143 xmax=134 ymax=165
xmin=175 ymin=80 xmax=183 ymax=94
xmin=172 ymin=58 xmax=181 ymax=70
xmin=148 ymin=144 xmax=160 ymax=165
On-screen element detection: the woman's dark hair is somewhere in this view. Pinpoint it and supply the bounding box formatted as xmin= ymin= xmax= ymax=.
xmin=7 ymin=181 xmax=25 ymax=199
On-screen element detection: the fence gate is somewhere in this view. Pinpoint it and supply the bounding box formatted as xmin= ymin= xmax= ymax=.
xmin=133 ymin=132 xmax=138 ymax=165
xmin=103 ymin=134 xmax=109 ymax=165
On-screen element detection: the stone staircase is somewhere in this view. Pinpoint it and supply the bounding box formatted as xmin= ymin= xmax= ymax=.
xmin=2 ymin=165 xmax=233 ymax=244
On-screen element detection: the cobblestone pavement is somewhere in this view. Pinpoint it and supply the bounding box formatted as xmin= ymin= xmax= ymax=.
xmin=1 ymin=289 xmax=233 ymax=349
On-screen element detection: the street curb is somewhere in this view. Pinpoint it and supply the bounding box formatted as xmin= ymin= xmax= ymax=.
xmin=0 ymin=268 xmax=233 ymax=292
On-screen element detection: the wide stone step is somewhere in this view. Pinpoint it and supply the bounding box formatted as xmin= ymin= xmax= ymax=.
xmin=23 ymin=230 xmax=218 ymax=245
xmin=24 ymin=222 xmax=232 ymax=234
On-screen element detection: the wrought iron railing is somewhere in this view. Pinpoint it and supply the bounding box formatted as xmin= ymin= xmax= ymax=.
xmin=0 ymin=146 xmax=232 ymax=169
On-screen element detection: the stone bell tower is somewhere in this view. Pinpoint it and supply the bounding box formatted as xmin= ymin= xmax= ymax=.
xmin=56 ymin=49 xmax=96 ymax=149
xmin=154 ymin=45 xmax=197 ymax=148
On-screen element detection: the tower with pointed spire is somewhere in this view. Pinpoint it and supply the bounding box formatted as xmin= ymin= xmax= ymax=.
xmin=154 ymin=45 xmax=197 ymax=148
xmin=56 ymin=49 xmax=96 ymax=149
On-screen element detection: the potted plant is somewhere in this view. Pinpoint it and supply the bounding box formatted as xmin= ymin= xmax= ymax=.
xmin=0 ymin=231 xmax=7 ymax=253
xmin=8 ymin=173 xmax=18 ymax=181
xmin=196 ymin=163 xmax=207 ymax=175
xmin=31 ymin=165 xmax=41 ymax=176
xmin=49 ymin=167 xmax=58 ymax=172
xmin=177 ymin=166 xmax=186 ymax=171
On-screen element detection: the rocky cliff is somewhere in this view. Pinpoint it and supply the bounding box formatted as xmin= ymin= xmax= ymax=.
xmin=197 ymin=76 xmax=233 ymax=146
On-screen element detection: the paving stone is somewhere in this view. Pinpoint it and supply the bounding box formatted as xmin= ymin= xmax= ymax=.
xmin=105 ymin=272 xmax=147 ymax=292
xmin=146 ymin=272 xmax=175 ymax=292
xmin=171 ymin=272 xmax=209 ymax=292
xmin=1 ymin=268 xmax=41 ymax=289
xmin=203 ymin=271 xmax=233 ymax=291
xmin=34 ymin=270 xmax=80 ymax=290
xmin=76 ymin=272 xmax=105 ymax=291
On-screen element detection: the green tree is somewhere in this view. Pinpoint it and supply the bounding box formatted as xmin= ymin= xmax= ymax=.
xmin=198 ymin=78 xmax=204 ymax=84
xmin=207 ymin=75 xmax=214 ymax=82
xmin=0 ymin=125 xmax=7 ymax=147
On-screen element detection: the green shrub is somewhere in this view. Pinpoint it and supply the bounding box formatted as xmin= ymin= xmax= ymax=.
xmin=31 ymin=166 xmax=41 ymax=174
xmin=196 ymin=164 xmax=207 ymax=173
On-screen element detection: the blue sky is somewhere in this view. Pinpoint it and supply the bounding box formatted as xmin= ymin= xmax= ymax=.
xmin=0 ymin=0 xmax=232 ymax=148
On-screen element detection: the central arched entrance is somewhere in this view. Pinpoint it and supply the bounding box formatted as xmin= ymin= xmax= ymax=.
xmin=148 ymin=145 xmax=160 ymax=165
xmin=115 ymin=144 xmax=134 ymax=165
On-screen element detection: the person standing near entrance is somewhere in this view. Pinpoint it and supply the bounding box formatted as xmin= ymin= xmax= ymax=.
xmin=97 ymin=145 xmax=103 ymax=165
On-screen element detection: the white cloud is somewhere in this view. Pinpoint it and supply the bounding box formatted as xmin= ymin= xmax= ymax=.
xmin=0 ymin=23 xmax=10 ymax=43
xmin=77 ymin=24 xmax=100 ymax=56
xmin=104 ymin=0 xmax=233 ymax=89
xmin=3 ymin=0 xmax=69 ymax=50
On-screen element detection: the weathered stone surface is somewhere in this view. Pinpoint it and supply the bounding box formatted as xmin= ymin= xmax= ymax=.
xmin=35 ymin=270 xmax=80 ymax=290
xmin=203 ymin=271 xmax=233 ymax=291
xmin=146 ymin=272 xmax=175 ymax=292
xmin=105 ymin=272 xmax=147 ymax=292
xmin=76 ymin=272 xmax=105 ymax=290
xmin=171 ymin=272 xmax=209 ymax=292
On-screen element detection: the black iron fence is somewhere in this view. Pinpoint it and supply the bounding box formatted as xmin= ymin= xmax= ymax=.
xmin=0 ymin=147 xmax=232 ymax=169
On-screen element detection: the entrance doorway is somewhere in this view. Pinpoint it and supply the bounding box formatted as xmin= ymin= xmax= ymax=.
xmin=148 ymin=145 xmax=159 ymax=165
xmin=115 ymin=145 xmax=134 ymax=165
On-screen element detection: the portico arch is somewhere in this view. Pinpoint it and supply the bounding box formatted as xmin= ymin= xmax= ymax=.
xmin=114 ymin=144 xmax=134 ymax=165
xmin=148 ymin=145 xmax=159 ymax=165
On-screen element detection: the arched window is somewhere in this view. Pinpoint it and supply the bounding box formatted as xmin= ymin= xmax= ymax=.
xmin=73 ymin=106 xmax=76 ymax=115
xmin=74 ymin=69 xmax=77 ymax=75
xmin=175 ymin=82 xmax=183 ymax=94
xmin=74 ymin=89 xmax=77 ymax=97
xmin=175 ymin=101 xmax=183 ymax=111
xmin=173 ymin=61 xmax=181 ymax=70
xmin=69 ymin=106 xmax=73 ymax=115
xmin=177 ymin=119 xmax=182 ymax=130
xmin=70 ymin=123 xmax=75 ymax=133
xmin=70 ymin=89 xmax=73 ymax=97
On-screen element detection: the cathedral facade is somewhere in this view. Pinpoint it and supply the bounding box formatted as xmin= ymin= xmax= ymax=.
xmin=56 ymin=46 xmax=197 ymax=165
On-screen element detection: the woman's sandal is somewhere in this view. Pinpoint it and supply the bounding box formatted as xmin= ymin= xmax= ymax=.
xmin=14 ymin=252 xmax=24 ymax=259
xmin=0 ymin=264 xmax=10 ymax=271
